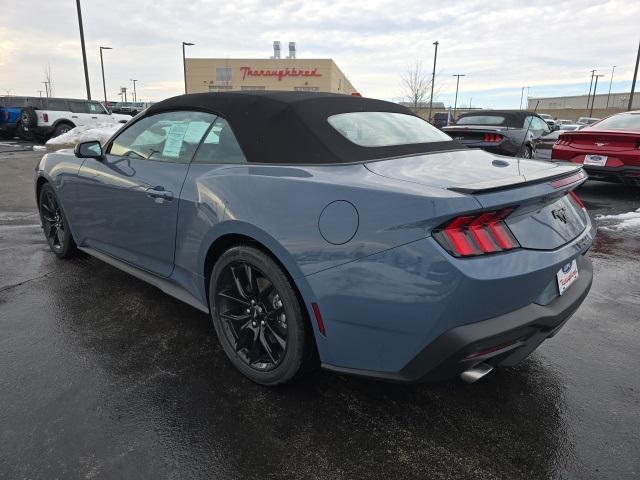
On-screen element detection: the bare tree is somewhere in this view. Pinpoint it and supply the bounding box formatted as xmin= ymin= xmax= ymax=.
xmin=400 ymin=60 xmax=430 ymax=111
xmin=44 ymin=64 xmax=54 ymax=97
xmin=400 ymin=60 xmax=445 ymax=116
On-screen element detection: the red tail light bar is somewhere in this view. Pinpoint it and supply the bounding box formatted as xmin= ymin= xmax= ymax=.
xmin=433 ymin=208 xmax=520 ymax=257
xmin=568 ymin=190 xmax=585 ymax=209
xmin=483 ymin=133 xmax=502 ymax=143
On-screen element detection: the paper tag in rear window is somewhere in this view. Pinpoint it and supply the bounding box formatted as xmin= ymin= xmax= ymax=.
xmin=557 ymin=259 xmax=579 ymax=295
xmin=584 ymin=154 xmax=607 ymax=166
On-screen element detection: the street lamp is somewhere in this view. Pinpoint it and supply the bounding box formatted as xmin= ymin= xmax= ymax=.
xmin=589 ymin=74 xmax=605 ymax=117
xmin=182 ymin=42 xmax=195 ymax=94
xmin=586 ymin=69 xmax=596 ymax=111
xmin=75 ymin=0 xmax=91 ymax=100
xmin=605 ymin=66 xmax=616 ymax=109
xmin=100 ymin=46 xmax=112 ymax=106
xmin=428 ymin=41 xmax=439 ymax=122
xmin=452 ymin=74 xmax=465 ymax=120
xmin=130 ymin=79 xmax=138 ymax=103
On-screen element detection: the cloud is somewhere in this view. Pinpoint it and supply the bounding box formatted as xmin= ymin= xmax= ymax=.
xmin=1 ymin=0 xmax=639 ymax=108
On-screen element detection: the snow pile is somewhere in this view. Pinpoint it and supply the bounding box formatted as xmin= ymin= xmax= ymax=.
xmin=45 ymin=123 xmax=123 ymax=151
xmin=596 ymin=208 xmax=640 ymax=231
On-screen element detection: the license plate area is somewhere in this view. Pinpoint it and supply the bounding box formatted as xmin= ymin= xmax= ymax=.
xmin=584 ymin=154 xmax=607 ymax=166
xmin=557 ymin=259 xmax=579 ymax=295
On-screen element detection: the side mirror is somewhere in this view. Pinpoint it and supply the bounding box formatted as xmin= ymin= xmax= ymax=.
xmin=74 ymin=140 xmax=103 ymax=159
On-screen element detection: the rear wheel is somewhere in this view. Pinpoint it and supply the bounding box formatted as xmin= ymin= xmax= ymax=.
xmin=52 ymin=123 xmax=73 ymax=138
xmin=521 ymin=145 xmax=533 ymax=159
xmin=209 ymin=246 xmax=313 ymax=386
xmin=38 ymin=183 xmax=77 ymax=258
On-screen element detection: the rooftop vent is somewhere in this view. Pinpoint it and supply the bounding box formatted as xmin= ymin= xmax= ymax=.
xmin=271 ymin=41 xmax=281 ymax=59
xmin=287 ymin=42 xmax=296 ymax=59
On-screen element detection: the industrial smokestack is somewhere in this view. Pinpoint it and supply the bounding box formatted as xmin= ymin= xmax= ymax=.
xmin=271 ymin=41 xmax=281 ymax=59
xmin=287 ymin=42 xmax=296 ymax=59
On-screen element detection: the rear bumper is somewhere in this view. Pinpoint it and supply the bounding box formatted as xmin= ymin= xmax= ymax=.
xmin=581 ymin=164 xmax=640 ymax=185
xmin=552 ymin=147 xmax=640 ymax=185
xmin=323 ymin=254 xmax=593 ymax=383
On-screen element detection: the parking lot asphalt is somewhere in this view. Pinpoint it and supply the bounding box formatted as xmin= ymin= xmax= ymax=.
xmin=1 ymin=147 xmax=639 ymax=480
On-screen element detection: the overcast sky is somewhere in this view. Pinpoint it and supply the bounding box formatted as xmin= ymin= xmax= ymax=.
xmin=1 ymin=0 xmax=639 ymax=108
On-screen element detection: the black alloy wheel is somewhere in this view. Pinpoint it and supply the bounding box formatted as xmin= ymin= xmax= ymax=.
xmin=38 ymin=184 xmax=76 ymax=258
xmin=209 ymin=246 xmax=314 ymax=385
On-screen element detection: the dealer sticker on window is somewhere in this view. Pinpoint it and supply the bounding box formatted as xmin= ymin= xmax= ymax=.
xmin=584 ymin=154 xmax=607 ymax=166
xmin=557 ymin=259 xmax=579 ymax=295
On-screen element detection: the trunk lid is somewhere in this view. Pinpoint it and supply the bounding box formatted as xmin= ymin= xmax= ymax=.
xmin=559 ymin=130 xmax=640 ymax=152
xmin=365 ymin=149 xmax=588 ymax=250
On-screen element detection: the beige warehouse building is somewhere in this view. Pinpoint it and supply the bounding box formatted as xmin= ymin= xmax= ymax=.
xmin=185 ymin=53 xmax=357 ymax=95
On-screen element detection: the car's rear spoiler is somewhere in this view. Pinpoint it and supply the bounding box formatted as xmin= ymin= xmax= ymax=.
xmin=448 ymin=165 xmax=587 ymax=194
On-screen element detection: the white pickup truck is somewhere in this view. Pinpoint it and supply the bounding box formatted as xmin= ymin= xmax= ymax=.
xmin=20 ymin=97 xmax=130 ymax=140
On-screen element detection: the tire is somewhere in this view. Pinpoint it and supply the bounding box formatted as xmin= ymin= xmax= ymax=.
xmin=16 ymin=121 xmax=33 ymax=141
xmin=521 ymin=145 xmax=533 ymax=159
xmin=51 ymin=123 xmax=73 ymax=138
xmin=209 ymin=246 xmax=314 ymax=386
xmin=38 ymin=183 xmax=77 ymax=259
xmin=20 ymin=107 xmax=38 ymax=129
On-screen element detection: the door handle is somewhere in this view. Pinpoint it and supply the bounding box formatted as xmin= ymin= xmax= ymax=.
xmin=145 ymin=187 xmax=174 ymax=201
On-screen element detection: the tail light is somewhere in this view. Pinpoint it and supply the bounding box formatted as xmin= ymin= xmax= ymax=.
xmin=636 ymin=138 xmax=640 ymax=149
xmin=42 ymin=113 xmax=49 ymax=122
xmin=433 ymin=208 xmax=520 ymax=257
xmin=556 ymin=135 xmax=572 ymax=146
xmin=483 ymin=133 xmax=502 ymax=143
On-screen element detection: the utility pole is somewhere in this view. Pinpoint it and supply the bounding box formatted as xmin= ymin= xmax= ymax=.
xmin=452 ymin=74 xmax=465 ymax=120
xmin=589 ymin=74 xmax=604 ymax=117
xmin=428 ymin=41 xmax=439 ymax=123
xmin=75 ymin=0 xmax=91 ymax=100
xmin=586 ymin=69 xmax=596 ymax=111
xmin=42 ymin=81 xmax=49 ymax=97
xmin=130 ymin=79 xmax=138 ymax=102
xmin=519 ymin=87 xmax=524 ymax=109
xmin=526 ymin=86 xmax=530 ymax=109
xmin=38 ymin=90 xmax=43 ymax=97
xmin=182 ymin=42 xmax=195 ymax=94
xmin=100 ymin=46 xmax=112 ymax=106
xmin=628 ymin=40 xmax=640 ymax=111
xmin=606 ymin=66 xmax=616 ymax=109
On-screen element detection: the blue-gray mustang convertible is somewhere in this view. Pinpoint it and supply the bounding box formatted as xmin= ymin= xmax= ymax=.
xmin=34 ymin=91 xmax=594 ymax=385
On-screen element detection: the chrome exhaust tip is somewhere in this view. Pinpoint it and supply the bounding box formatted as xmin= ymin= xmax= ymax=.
xmin=460 ymin=363 xmax=494 ymax=384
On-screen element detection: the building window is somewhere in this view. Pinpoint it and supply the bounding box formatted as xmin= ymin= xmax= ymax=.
xmin=294 ymin=86 xmax=319 ymax=92
xmin=208 ymin=85 xmax=233 ymax=92
xmin=240 ymin=86 xmax=266 ymax=91
xmin=216 ymin=67 xmax=232 ymax=82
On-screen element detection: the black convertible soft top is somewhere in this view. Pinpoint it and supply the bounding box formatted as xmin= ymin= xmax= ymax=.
xmin=146 ymin=91 xmax=462 ymax=164
xmin=456 ymin=110 xmax=540 ymax=129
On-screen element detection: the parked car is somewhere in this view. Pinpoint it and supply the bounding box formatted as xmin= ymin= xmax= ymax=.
xmin=109 ymin=101 xmax=149 ymax=116
xmin=577 ymin=117 xmax=601 ymax=126
xmin=552 ymin=110 xmax=640 ymax=185
xmin=35 ymin=91 xmax=594 ymax=386
xmin=556 ymin=119 xmax=574 ymax=127
xmin=442 ymin=110 xmax=554 ymax=158
xmin=431 ymin=112 xmax=450 ymax=129
xmin=0 ymin=96 xmax=26 ymax=138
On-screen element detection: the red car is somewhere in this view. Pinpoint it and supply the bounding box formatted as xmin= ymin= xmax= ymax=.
xmin=552 ymin=110 xmax=640 ymax=186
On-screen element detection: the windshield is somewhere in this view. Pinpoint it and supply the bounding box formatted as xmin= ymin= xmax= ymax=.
xmin=588 ymin=113 xmax=640 ymax=131
xmin=456 ymin=115 xmax=507 ymax=126
xmin=327 ymin=111 xmax=451 ymax=147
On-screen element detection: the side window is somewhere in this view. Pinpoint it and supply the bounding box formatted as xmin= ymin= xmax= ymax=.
xmin=45 ymin=99 xmax=68 ymax=111
xmin=536 ymin=117 xmax=550 ymax=133
xmin=523 ymin=116 xmax=535 ymax=130
xmin=192 ymin=117 xmax=247 ymax=164
xmin=68 ymin=101 xmax=90 ymax=113
xmin=108 ymin=110 xmax=215 ymax=163
xmin=88 ymin=101 xmax=107 ymax=114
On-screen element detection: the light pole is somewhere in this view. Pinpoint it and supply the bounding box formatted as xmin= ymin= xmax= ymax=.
xmin=452 ymin=74 xmax=465 ymax=120
xmin=75 ymin=0 xmax=91 ymax=100
xmin=182 ymin=42 xmax=194 ymax=94
xmin=586 ymin=69 xmax=596 ymax=111
xmin=100 ymin=46 xmax=112 ymax=106
xmin=130 ymin=79 xmax=138 ymax=102
xmin=589 ymin=74 xmax=604 ymax=117
xmin=42 ymin=81 xmax=49 ymax=97
xmin=519 ymin=87 xmax=525 ymax=109
xmin=629 ymin=40 xmax=640 ymax=111
xmin=428 ymin=41 xmax=439 ymax=123
xmin=605 ymin=66 xmax=616 ymax=109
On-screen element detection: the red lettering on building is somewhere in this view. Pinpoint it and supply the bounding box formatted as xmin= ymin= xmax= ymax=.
xmin=240 ymin=66 xmax=322 ymax=81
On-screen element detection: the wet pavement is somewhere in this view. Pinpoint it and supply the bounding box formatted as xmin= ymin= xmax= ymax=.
xmin=1 ymin=149 xmax=639 ymax=479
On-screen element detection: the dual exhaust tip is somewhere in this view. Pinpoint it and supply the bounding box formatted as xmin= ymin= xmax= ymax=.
xmin=460 ymin=363 xmax=493 ymax=384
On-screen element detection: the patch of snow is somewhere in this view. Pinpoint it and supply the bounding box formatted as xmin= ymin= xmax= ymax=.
xmin=32 ymin=145 xmax=47 ymax=151
xmin=596 ymin=208 xmax=640 ymax=231
xmin=45 ymin=123 xmax=123 ymax=151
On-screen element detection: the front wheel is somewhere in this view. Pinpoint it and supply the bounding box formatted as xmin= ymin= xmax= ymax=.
xmin=38 ymin=183 xmax=77 ymax=258
xmin=209 ymin=246 xmax=315 ymax=386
